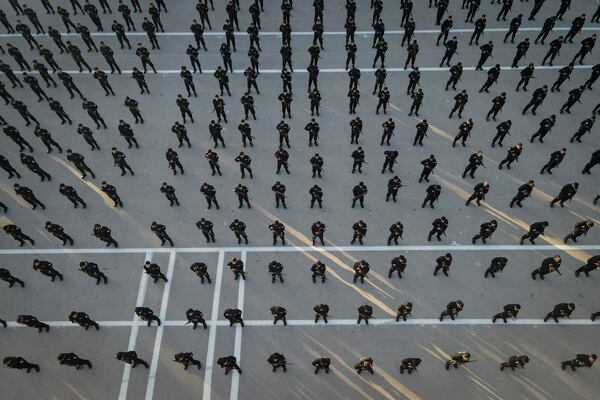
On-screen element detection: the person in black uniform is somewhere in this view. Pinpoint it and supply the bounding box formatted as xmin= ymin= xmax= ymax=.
xmin=351 ymin=221 xmax=367 ymax=246
xmin=14 ymin=184 xmax=45 ymax=210
xmin=484 ymin=257 xmax=508 ymax=278
xmin=134 ymin=43 xmax=156 ymax=75
xmin=32 ymin=259 xmax=63 ymax=281
xmin=465 ymin=180 xmax=489 ymax=206
xmin=472 ymin=220 xmax=497 ymax=244
xmin=575 ymin=255 xmax=600 ymax=278
xmin=269 ymin=220 xmax=286 ymax=245
xmin=150 ymin=222 xmax=174 ymax=247
xmin=93 ymin=224 xmax=118 ymax=247
xmin=79 ymin=261 xmax=107 ymax=284
xmin=532 ymin=255 xmax=563 ymax=280
xmin=45 ymin=222 xmax=74 ymax=246
xmin=550 ymin=182 xmax=578 ymax=207
xmin=312 ymin=357 xmax=331 ymax=374
xmin=135 ymin=306 xmax=161 ymax=326
xmin=229 ymin=220 xmax=248 ymax=244
xmin=66 ymin=149 xmax=96 ymax=179
xmin=190 ymin=261 xmax=212 ymax=283
xmin=268 ymin=353 xmax=287 ymax=372
xmin=166 ymin=122 xmax=188 ymax=148
xmin=452 ymin=118 xmax=474 ymax=148
xmin=142 ymin=17 xmax=159 ymax=49
xmin=93 ymin=67 xmax=115 ymax=96
xmin=112 ymin=147 xmax=134 ymax=176
xmin=564 ymin=220 xmax=594 ymax=244
xmin=116 ymin=351 xmax=149 ymax=368
xmin=500 ymin=355 xmax=529 ymax=371
xmin=469 ymin=14 xmax=487 ymax=46
xmin=20 ymin=154 xmax=51 ymax=181
xmin=479 ymin=64 xmax=501 ymax=93
xmin=199 ymin=183 xmax=218 ymax=210
xmin=143 ymin=261 xmax=168 ymax=283
xmin=194 ymin=219 xmax=216 ymax=246
xmin=449 ymin=90 xmax=468 ymax=118
xmin=234 ymin=184 xmax=251 ymax=209
xmin=267 ymin=260 xmax=284 ymax=283
xmin=439 ymin=300 xmax=464 ymax=321
xmin=357 ymin=305 xmax=373 ymax=325
xmin=310 ymin=221 xmax=326 ymax=246
xmin=3 ymin=357 xmax=40 ymax=373
xmin=510 ymin=180 xmax=534 ymax=208
xmin=511 ymin=38 xmax=530 ymax=68
xmin=118 ymin=120 xmax=139 ymax=149
xmin=69 ymin=310 xmax=100 ymax=330
xmin=240 ymin=95 xmax=256 ymax=121
xmin=351 ymin=182 xmax=368 ymax=208
xmin=314 ymin=303 xmax=329 ymax=323
xmin=11 ymin=100 xmax=39 ymax=126
xmin=110 ymin=21 xmax=130 ymax=50
xmin=561 ymin=354 xmax=597 ymax=371
xmin=422 ymin=185 xmax=442 ymax=209
xmin=82 ymin=99 xmax=107 ymax=129
xmin=175 ymin=94 xmax=194 ymax=123
xmin=571 ymin=116 xmax=596 ymax=143
xmin=223 ymin=307 xmax=245 ymax=326
xmin=498 ymin=143 xmax=523 ymax=170
xmin=520 ymin=221 xmax=548 ymax=245
xmin=234 ymin=152 xmax=253 ymax=178
xmin=433 ymin=253 xmax=453 ymax=276
xmin=352 ymin=259 xmax=370 ymax=283
xmin=462 ymin=151 xmax=484 ymax=179
xmin=236 ymin=120 xmax=253 ymax=147
xmin=354 ymin=357 xmax=374 ymax=375
xmin=492 ymin=304 xmax=521 ymax=324
xmin=213 ymin=96 xmax=227 ymax=123
xmin=165 ymin=148 xmax=184 ymax=175
xmin=0 ymin=155 xmax=20 ymax=179
xmin=202 ymin=151 xmax=220 ymax=177
xmin=217 ymin=356 xmax=242 ymax=375
xmin=129 ymin=68 xmax=150 ymax=95
xmin=3 ymin=124 xmax=32 ymax=153
xmin=522 ymin=85 xmax=548 ymax=115
xmin=0 ymin=267 xmax=25 ymax=288
xmin=186 ymin=308 xmax=208 ymax=329
xmin=3 ymin=225 xmax=34 ymax=247
xmin=174 ymin=353 xmax=201 ymax=371
xmin=427 ymin=216 xmax=448 ymax=242
xmin=100 ymin=181 xmax=121 ymax=207
xmin=440 ymin=36 xmax=458 ymax=67
xmin=270 ymin=306 xmax=287 ymax=326
xmin=17 ymin=314 xmax=51 ymax=332
xmin=271 ymin=180 xmax=287 ymax=208
xmin=544 ymin=303 xmax=575 ymax=323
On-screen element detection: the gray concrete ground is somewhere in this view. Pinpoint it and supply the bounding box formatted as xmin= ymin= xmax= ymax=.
xmin=0 ymin=0 xmax=599 ymax=399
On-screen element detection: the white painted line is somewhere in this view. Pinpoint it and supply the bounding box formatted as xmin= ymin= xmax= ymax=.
xmin=118 ymin=251 xmax=152 ymax=400
xmin=234 ymin=319 xmax=599 ymax=326
xmin=144 ymin=251 xmax=176 ymax=400
xmin=8 ymin=64 xmax=595 ymax=75
xmin=229 ymin=250 xmax=246 ymax=400
xmin=202 ymin=250 xmax=226 ymax=400
xmin=1 ymin=26 xmax=597 ymax=38
xmin=4 ymin=318 xmax=596 ymax=327
xmin=0 ymin=244 xmax=598 ymax=255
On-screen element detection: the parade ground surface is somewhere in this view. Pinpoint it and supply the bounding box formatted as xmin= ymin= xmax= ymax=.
xmin=1 ymin=1 xmax=599 ymax=399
